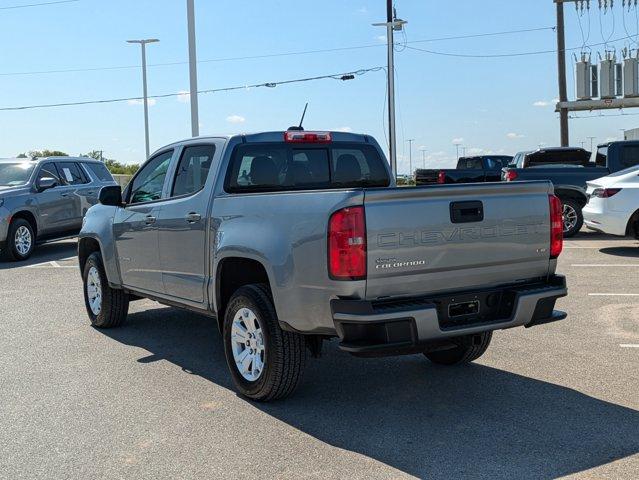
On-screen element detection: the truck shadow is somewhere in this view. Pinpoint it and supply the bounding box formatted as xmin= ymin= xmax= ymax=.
xmin=599 ymin=246 xmax=639 ymax=258
xmin=0 ymin=240 xmax=77 ymax=270
xmin=103 ymin=307 xmax=639 ymax=480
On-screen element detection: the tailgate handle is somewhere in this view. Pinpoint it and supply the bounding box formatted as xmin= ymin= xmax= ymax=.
xmin=450 ymin=201 xmax=484 ymax=224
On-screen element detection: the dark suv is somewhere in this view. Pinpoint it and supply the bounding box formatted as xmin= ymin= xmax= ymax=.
xmin=0 ymin=157 xmax=116 ymax=260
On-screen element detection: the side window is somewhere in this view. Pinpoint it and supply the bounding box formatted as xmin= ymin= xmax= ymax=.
xmin=57 ymin=162 xmax=88 ymax=185
xmin=37 ymin=163 xmax=61 ymax=183
xmin=85 ymin=162 xmax=113 ymax=182
xmin=620 ymin=145 xmax=639 ymax=169
xmin=171 ymin=145 xmax=216 ymax=197
xmin=128 ymin=151 xmax=173 ymax=204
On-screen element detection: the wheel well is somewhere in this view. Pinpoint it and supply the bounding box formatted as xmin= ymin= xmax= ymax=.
xmin=555 ymin=189 xmax=587 ymax=209
xmin=78 ymin=237 xmax=101 ymax=272
xmin=10 ymin=211 xmax=38 ymax=237
xmin=627 ymin=209 xmax=639 ymax=238
xmin=216 ymin=257 xmax=271 ymax=330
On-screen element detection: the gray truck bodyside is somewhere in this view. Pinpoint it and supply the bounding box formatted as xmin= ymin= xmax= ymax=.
xmin=0 ymin=157 xmax=115 ymax=252
xmin=79 ymin=132 xmax=566 ymax=351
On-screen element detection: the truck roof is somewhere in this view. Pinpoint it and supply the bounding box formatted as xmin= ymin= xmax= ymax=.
xmin=0 ymin=156 xmax=105 ymax=164
xmin=156 ymin=131 xmax=373 ymax=153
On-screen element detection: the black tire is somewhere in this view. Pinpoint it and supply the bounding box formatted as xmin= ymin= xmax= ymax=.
xmin=3 ymin=218 xmax=35 ymax=261
xmin=82 ymin=252 xmax=129 ymax=328
xmin=223 ymin=284 xmax=306 ymax=401
xmin=425 ymin=331 xmax=493 ymax=365
xmin=561 ymin=199 xmax=583 ymax=238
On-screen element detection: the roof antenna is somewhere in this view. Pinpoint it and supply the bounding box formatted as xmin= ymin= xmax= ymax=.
xmin=288 ymin=103 xmax=308 ymax=131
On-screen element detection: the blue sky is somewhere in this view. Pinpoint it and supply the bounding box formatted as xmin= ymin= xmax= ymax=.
xmin=0 ymin=0 xmax=638 ymax=171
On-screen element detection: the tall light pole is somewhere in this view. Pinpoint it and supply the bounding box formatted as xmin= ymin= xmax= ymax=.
xmin=374 ymin=2 xmax=406 ymax=181
xmin=587 ymin=136 xmax=596 ymax=152
xmin=406 ymin=139 xmax=414 ymax=176
xmin=454 ymin=141 xmax=462 ymax=159
xmin=420 ymin=147 xmax=427 ymax=168
xmin=127 ymin=38 xmax=159 ymax=160
xmin=186 ymin=0 xmax=200 ymax=137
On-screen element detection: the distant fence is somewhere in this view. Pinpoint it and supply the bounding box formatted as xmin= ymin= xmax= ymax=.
xmin=111 ymin=174 xmax=133 ymax=188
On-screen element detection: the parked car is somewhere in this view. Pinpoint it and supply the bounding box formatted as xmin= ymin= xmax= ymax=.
xmin=502 ymin=142 xmax=639 ymax=237
xmin=0 ymin=157 xmax=116 ymax=261
xmin=414 ymin=155 xmax=513 ymax=185
xmin=583 ymin=164 xmax=639 ymax=238
xmin=78 ymin=131 xmax=567 ymax=401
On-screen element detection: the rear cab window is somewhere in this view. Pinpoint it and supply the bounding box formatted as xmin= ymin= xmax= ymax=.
xmin=620 ymin=144 xmax=639 ymax=169
xmin=225 ymin=143 xmax=389 ymax=193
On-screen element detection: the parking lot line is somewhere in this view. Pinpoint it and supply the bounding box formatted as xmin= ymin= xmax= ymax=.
xmin=588 ymin=293 xmax=639 ymax=296
xmin=571 ymin=264 xmax=639 ymax=267
xmin=25 ymin=261 xmax=76 ymax=269
xmin=620 ymin=344 xmax=639 ymax=348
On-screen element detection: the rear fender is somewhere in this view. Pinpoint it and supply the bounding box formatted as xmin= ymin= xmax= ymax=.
xmin=553 ymin=186 xmax=588 ymax=208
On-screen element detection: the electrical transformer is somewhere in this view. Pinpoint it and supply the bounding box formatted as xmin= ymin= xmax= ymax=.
xmin=576 ymin=56 xmax=593 ymax=100
xmin=623 ymin=57 xmax=639 ymax=98
xmin=600 ymin=53 xmax=618 ymax=99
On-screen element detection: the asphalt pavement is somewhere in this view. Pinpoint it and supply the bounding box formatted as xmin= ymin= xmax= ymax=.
xmin=0 ymin=232 xmax=638 ymax=479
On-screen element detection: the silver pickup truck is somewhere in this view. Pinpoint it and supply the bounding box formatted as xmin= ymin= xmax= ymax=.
xmin=78 ymin=131 xmax=567 ymax=401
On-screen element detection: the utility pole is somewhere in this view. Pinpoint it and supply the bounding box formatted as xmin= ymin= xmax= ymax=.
xmin=420 ymin=147 xmax=427 ymax=168
xmin=373 ymin=2 xmax=406 ymax=181
xmin=407 ymin=139 xmax=414 ymax=177
xmin=127 ymin=38 xmax=159 ymax=160
xmin=454 ymin=142 xmax=462 ymax=159
xmin=186 ymin=0 xmax=200 ymax=137
xmin=587 ymin=136 xmax=596 ymax=152
xmin=556 ymin=0 xmax=570 ymax=146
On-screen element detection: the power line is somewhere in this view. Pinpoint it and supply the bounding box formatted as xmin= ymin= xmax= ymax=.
xmin=0 ymin=67 xmax=384 ymax=112
xmin=404 ymin=33 xmax=639 ymax=58
xmin=0 ymin=0 xmax=78 ymax=10
xmin=0 ymin=26 xmax=556 ymax=78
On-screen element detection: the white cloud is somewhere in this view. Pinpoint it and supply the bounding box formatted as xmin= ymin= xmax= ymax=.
xmin=177 ymin=90 xmax=190 ymax=103
xmin=357 ymin=6 xmax=368 ymax=14
xmin=334 ymin=126 xmax=353 ymax=133
xmin=376 ymin=35 xmax=387 ymax=42
xmin=451 ymin=137 xmax=464 ymax=144
xmin=506 ymin=132 xmax=525 ymax=139
xmin=127 ymin=98 xmax=156 ymax=106
xmin=226 ymin=114 xmax=246 ymax=124
xmin=467 ymin=147 xmax=485 ymax=155
xmin=533 ymin=98 xmax=559 ymax=107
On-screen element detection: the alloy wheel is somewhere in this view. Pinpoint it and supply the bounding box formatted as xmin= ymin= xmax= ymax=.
xmin=230 ymin=307 xmax=265 ymax=382
xmin=86 ymin=266 xmax=103 ymax=316
xmin=14 ymin=226 xmax=32 ymax=256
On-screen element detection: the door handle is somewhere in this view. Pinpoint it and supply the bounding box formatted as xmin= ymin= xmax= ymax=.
xmin=186 ymin=212 xmax=201 ymax=223
xmin=145 ymin=215 xmax=156 ymax=225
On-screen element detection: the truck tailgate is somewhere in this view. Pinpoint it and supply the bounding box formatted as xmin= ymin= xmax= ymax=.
xmin=364 ymin=181 xmax=553 ymax=299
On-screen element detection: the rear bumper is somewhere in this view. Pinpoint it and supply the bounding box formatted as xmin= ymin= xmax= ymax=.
xmin=583 ymin=205 xmax=628 ymax=236
xmin=331 ymin=275 xmax=567 ymax=355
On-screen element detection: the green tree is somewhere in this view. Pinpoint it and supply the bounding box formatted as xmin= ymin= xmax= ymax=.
xmin=17 ymin=150 xmax=69 ymax=158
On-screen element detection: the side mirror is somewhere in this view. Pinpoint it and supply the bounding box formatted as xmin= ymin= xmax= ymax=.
xmin=99 ymin=185 xmax=123 ymax=207
xmin=36 ymin=177 xmax=58 ymax=192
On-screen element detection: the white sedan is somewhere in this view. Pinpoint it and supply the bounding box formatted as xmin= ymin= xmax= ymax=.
xmin=583 ymin=165 xmax=639 ymax=238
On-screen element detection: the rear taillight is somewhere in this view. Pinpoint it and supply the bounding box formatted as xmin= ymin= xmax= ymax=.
xmin=328 ymin=206 xmax=366 ymax=280
xmin=549 ymin=194 xmax=563 ymax=258
xmin=437 ymin=171 xmax=446 ymax=184
xmin=284 ymin=131 xmax=332 ymax=143
xmin=504 ymin=170 xmax=518 ymax=181
xmin=592 ymin=188 xmax=622 ymax=198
